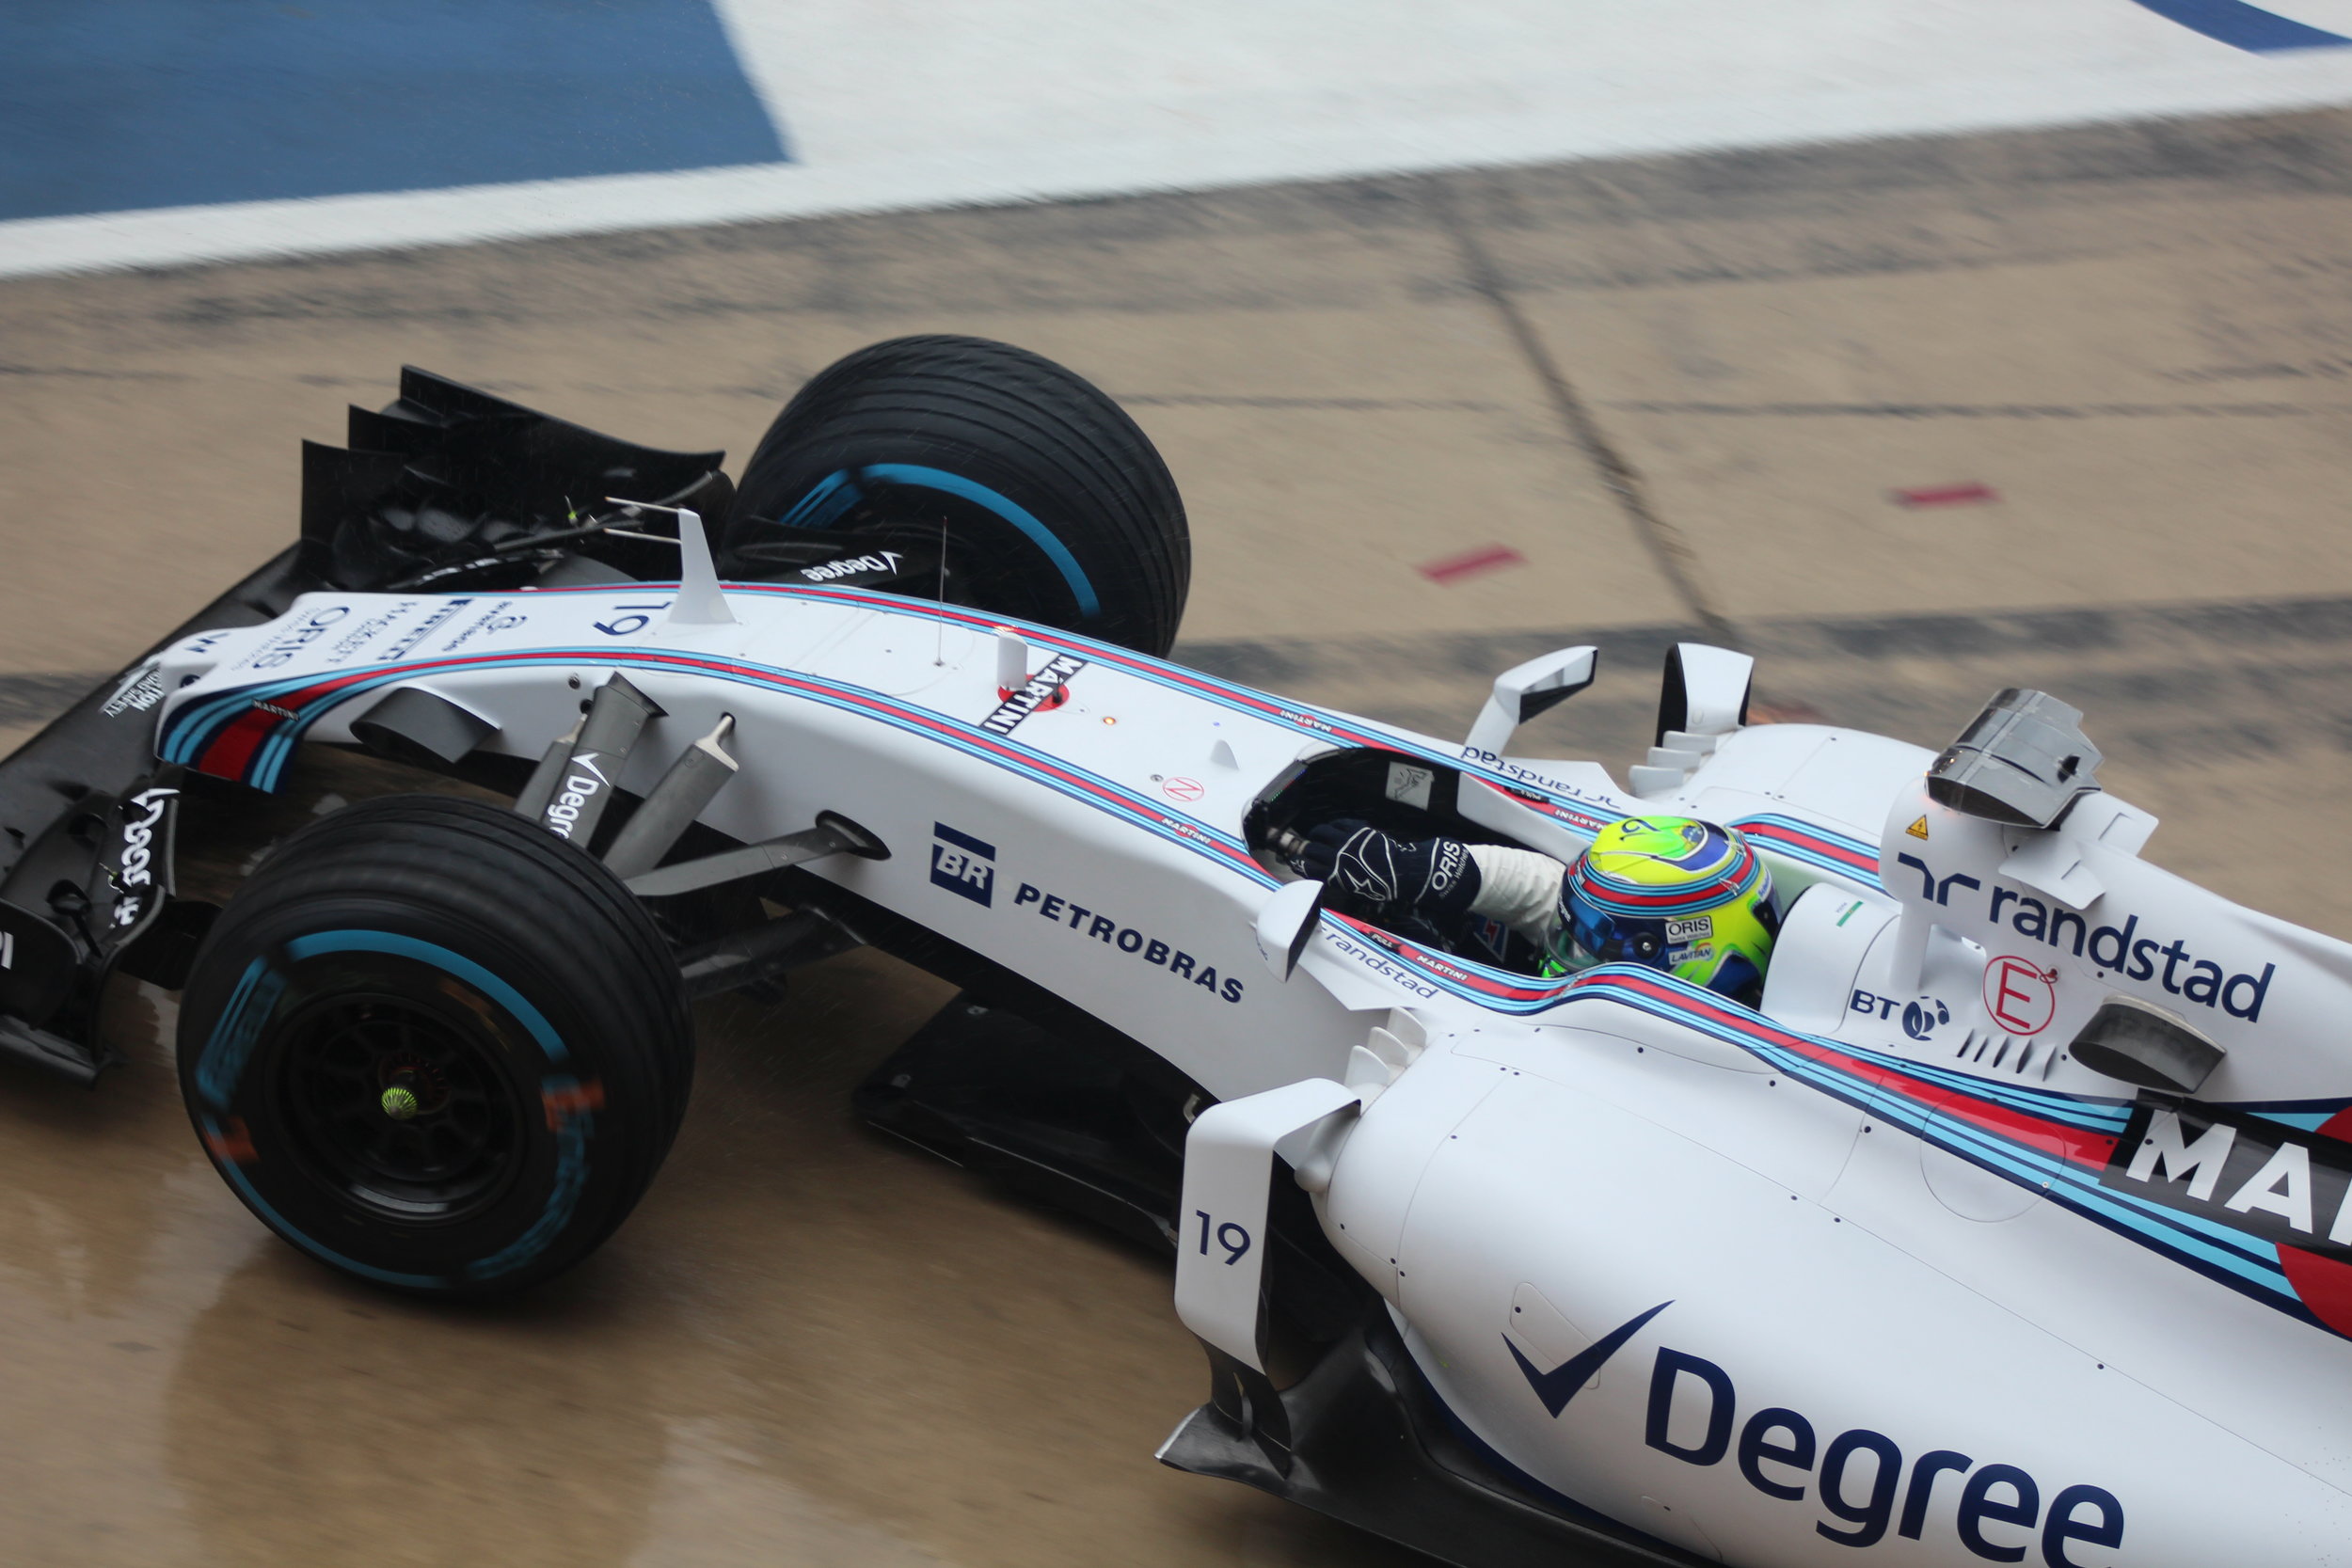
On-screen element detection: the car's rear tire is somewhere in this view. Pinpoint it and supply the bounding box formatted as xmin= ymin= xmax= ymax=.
xmin=176 ymin=795 xmax=692 ymax=1297
xmin=723 ymin=335 xmax=1191 ymax=657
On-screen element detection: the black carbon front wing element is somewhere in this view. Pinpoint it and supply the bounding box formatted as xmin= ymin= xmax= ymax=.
xmin=1159 ymin=1305 xmax=1705 ymax=1568
xmin=0 ymin=369 xmax=735 ymax=1083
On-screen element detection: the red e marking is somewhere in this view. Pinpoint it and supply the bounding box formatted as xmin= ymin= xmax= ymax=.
xmin=1982 ymin=956 xmax=2058 ymax=1036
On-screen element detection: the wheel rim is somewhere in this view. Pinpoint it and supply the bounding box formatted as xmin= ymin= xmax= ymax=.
xmin=273 ymin=988 xmax=524 ymax=1223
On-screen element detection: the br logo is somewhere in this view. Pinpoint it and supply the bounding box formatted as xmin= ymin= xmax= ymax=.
xmin=930 ymin=823 xmax=996 ymax=907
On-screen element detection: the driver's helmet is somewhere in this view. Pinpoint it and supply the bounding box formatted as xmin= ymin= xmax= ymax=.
xmin=1550 ymin=816 xmax=1778 ymax=998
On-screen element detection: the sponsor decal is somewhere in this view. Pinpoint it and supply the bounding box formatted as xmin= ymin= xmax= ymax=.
xmin=1644 ymin=1344 xmax=2124 ymax=1561
xmin=114 ymin=787 xmax=175 ymax=891
xmin=245 ymin=605 xmax=354 ymax=670
xmin=438 ymin=599 xmax=525 ymax=653
xmin=542 ymin=752 xmax=611 ymax=840
xmin=1160 ymin=775 xmax=1204 ymax=803
xmin=379 ymin=598 xmax=474 ymax=661
xmin=1009 ymin=880 xmax=1244 ymax=1003
xmin=1850 ymin=989 xmax=1952 ymax=1042
xmin=1897 ymin=853 xmax=2276 ymax=1022
xmin=1984 ymin=956 xmax=2058 ymax=1036
xmin=1506 ymin=1301 xmax=1671 ymax=1418
xmin=1666 ymin=915 xmax=1713 ymax=943
xmin=2102 ymin=1101 xmax=2352 ymax=1258
xmin=110 ymin=786 xmax=177 ymax=930
xmin=251 ymin=700 xmax=297 ymax=721
xmin=1456 ymin=744 xmax=1610 ymax=801
xmin=930 ymin=823 xmax=996 ymax=907
xmin=798 ymin=550 xmax=903 ymax=583
xmin=324 ymin=602 xmax=419 ymax=661
xmin=982 ymin=654 xmax=1085 ymax=735
xmin=101 ymin=662 xmax=167 ymax=718
xmin=1324 ymin=925 xmax=1440 ymax=998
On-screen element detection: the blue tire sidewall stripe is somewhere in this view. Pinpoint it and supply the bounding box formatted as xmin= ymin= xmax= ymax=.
xmin=195 ymin=927 xmax=586 ymax=1288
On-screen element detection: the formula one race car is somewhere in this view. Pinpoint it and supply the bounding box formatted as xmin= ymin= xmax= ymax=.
xmin=3 ymin=339 xmax=2347 ymax=1568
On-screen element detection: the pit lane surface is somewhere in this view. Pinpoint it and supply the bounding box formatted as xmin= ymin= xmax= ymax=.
xmin=5 ymin=107 xmax=2352 ymax=1563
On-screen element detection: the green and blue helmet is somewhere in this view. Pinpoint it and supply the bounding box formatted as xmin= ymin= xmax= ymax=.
xmin=1551 ymin=816 xmax=1778 ymax=998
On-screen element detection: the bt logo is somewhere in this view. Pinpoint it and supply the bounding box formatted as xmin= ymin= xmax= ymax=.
xmin=1851 ymin=990 xmax=1951 ymax=1041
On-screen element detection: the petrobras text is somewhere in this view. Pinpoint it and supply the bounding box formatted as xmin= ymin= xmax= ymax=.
xmin=1009 ymin=880 xmax=1244 ymax=1004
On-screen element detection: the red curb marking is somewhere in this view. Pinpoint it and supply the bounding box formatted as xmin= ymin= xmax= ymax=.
xmin=1893 ymin=483 xmax=1999 ymax=508
xmin=1418 ymin=544 xmax=1527 ymax=583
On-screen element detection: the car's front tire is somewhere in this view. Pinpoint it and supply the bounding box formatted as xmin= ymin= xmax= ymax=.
xmin=723 ymin=335 xmax=1191 ymax=657
xmin=176 ymin=795 xmax=692 ymax=1297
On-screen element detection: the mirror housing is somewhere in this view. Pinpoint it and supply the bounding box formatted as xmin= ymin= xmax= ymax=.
xmin=1930 ymin=689 xmax=2102 ymax=829
xmin=1654 ymin=642 xmax=1754 ymax=747
xmin=1255 ymin=879 xmax=1327 ymax=980
xmin=1465 ymin=646 xmax=1597 ymax=758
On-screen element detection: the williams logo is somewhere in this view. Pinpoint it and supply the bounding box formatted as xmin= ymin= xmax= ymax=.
xmin=931 ymin=823 xmax=996 ymax=907
xmin=1506 ymin=1300 xmax=1671 ymax=1418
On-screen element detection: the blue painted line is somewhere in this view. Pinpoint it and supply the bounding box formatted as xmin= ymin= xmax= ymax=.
xmin=860 ymin=464 xmax=1104 ymax=619
xmin=2129 ymin=0 xmax=2352 ymax=52
xmin=286 ymin=929 xmax=568 ymax=1063
xmin=0 ymin=0 xmax=787 ymax=223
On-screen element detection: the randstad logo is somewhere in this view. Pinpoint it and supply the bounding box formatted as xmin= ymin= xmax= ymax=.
xmin=1897 ymin=854 xmax=2275 ymax=1022
xmin=931 ymin=824 xmax=995 ymax=907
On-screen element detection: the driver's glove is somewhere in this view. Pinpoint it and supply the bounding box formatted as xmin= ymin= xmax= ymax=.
xmin=1295 ymin=820 xmax=1482 ymax=922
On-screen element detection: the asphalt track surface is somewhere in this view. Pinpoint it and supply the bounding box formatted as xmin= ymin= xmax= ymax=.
xmin=6 ymin=106 xmax=2352 ymax=1564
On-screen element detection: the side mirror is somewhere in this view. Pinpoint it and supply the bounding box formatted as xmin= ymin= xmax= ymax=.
xmin=1464 ymin=646 xmax=1597 ymax=758
xmin=1255 ymin=879 xmax=1327 ymax=980
xmin=1654 ymin=642 xmax=1754 ymax=747
xmin=1633 ymin=642 xmax=1756 ymax=797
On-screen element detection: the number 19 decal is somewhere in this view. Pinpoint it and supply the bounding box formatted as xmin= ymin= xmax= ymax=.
xmin=594 ymin=603 xmax=672 ymax=637
xmin=1194 ymin=1210 xmax=1251 ymax=1264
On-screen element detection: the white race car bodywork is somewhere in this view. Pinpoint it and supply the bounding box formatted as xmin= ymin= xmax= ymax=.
xmin=149 ymin=576 xmax=2352 ymax=1568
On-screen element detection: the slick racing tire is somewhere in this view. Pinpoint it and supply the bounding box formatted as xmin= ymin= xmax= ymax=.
xmin=176 ymin=795 xmax=692 ymax=1298
xmin=724 ymin=335 xmax=1191 ymax=657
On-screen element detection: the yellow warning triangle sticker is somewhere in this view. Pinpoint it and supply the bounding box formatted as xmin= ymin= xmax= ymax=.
xmin=1906 ymin=816 xmax=1931 ymax=840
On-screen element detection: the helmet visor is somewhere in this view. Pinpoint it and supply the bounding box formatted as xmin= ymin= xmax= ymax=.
xmin=1550 ymin=902 xmax=1656 ymax=974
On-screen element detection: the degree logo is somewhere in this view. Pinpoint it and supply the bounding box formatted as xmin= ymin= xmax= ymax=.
xmin=1505 ymin=1300 xmax=1671 ymax=1418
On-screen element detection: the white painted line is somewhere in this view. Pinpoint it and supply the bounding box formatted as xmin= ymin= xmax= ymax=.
xmin=8 ymin=0 xmax=2352 ymax=277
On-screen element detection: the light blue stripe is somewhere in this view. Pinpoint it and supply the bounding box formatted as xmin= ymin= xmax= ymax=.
xmin=217 ymin=1157 xmax=444 ymax=1289
xmin=860 ymin=464 xmax=1102 ymax=619
xmin=285 ymin=929 xmax=567 ymax=1063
